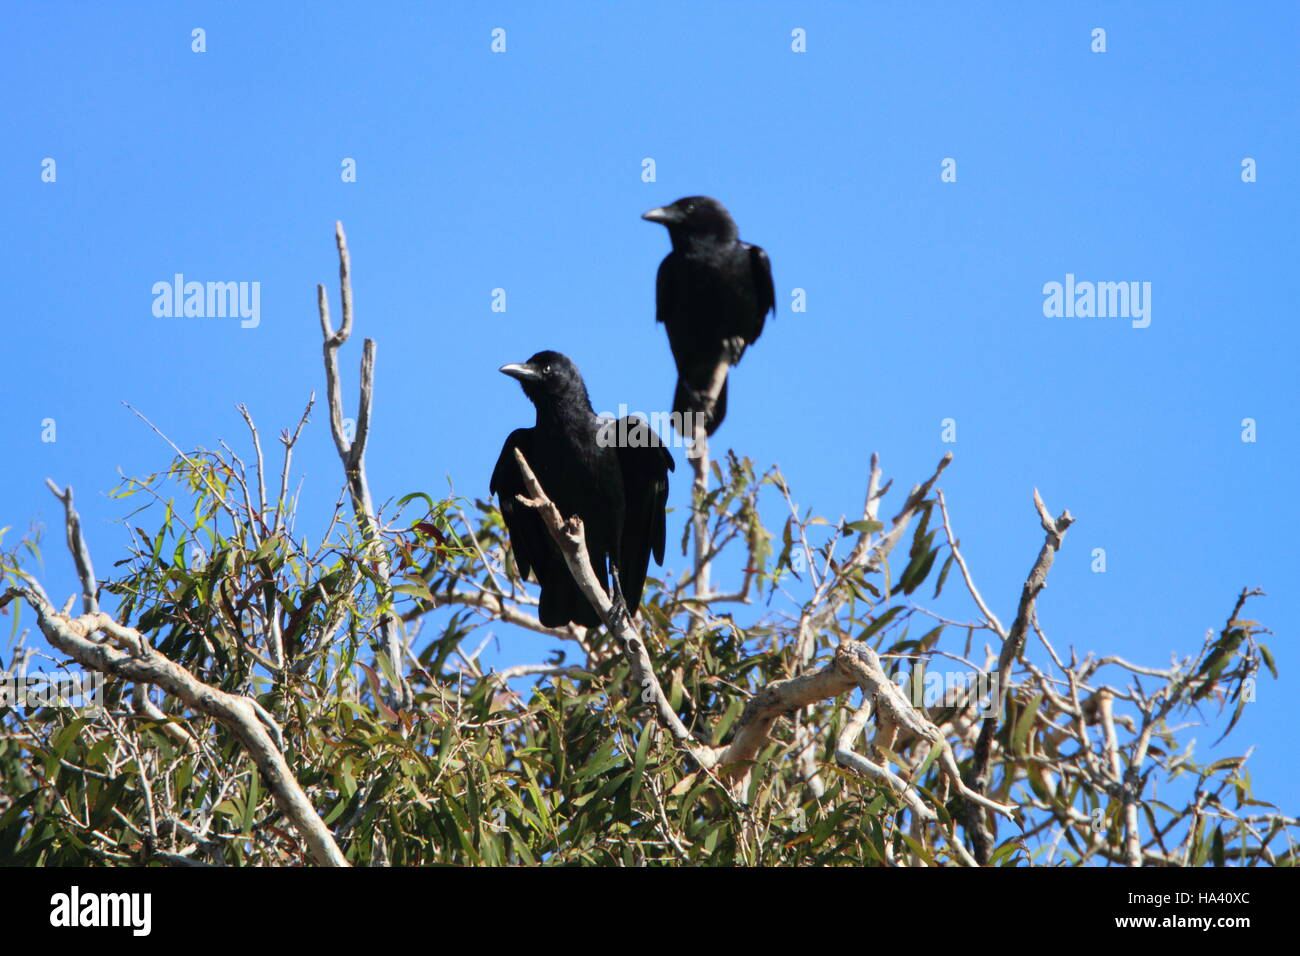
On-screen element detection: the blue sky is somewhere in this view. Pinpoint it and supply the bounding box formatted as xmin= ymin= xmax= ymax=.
xmin=3 ymin=4 xmax=1296 ymax=811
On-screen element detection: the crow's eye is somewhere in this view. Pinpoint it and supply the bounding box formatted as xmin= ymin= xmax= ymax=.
xmin=684 ymin=203 xmax=696 ymax=215
xmin=543 ymin=366 xmax=553 ymax=376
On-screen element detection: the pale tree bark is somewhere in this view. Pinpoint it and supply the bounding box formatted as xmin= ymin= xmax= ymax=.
xmin=316 ymin=222 xmax=411 ymax=709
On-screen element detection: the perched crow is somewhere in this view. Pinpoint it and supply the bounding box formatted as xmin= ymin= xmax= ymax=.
xmin=491 ymin=351 xmax=674 ymax=628
xmin=642 ymin=196 xmax=775 ymax=436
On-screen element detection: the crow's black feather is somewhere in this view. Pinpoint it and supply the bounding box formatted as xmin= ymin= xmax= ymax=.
xmin=644 ymin=196 xmax=775 ymax=436
xmin=491 ymin=352 xmax=674 ymax=628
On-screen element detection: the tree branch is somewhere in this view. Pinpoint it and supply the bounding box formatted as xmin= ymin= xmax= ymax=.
xmin=2 ymin=486 xmax=347 ymax=870
xmin=316 ymin=221 xmax=410 ymax=708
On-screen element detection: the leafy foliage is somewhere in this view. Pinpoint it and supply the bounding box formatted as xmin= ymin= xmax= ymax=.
xmin=0 ymin=423 xmax=1290 ymax=866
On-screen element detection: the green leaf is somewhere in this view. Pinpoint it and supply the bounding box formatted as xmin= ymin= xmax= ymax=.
xmin=393 ymin=581 xmax=435 ymax=603
xmin=844 ymin=519 xmax=884 ymax=535
xmin=711 ymin=695 xmax=745 ymax=745
xmin=630 ymin=721 xmax=654 ymax=802
xmin=918 ymin=625 xmax=944 ymax=653
xmin=1259 ymin=644 xmax=1278 ymax=679
xmin=861 ymin=605 xmax=904 ymax=640
xmin=242 ymin=771 xmax=260 ymax=836
xmin=914 ymin=740 xmax=943 ymax=780
xmin=89 ymin=774 xmax=131 ymax=831
xmin=1012 ymin=692 xmax=1044 ymax=757
xmin=252 ymin=534 xmax=280 ymax=563
xmin=899 ymin=546 xmax=939 ymax=596
xmin=933 ymin=551 xmax=955 ymax=598
xmin=396 ymin=491 xmax=437 ymax=513
xmin=989 ymin=839 xmax=1021 ymax=866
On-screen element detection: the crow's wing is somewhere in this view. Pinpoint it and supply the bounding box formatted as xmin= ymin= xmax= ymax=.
xmin=613 ymin=419 xmax=674 ymax=615
xmin=491 ymin=427 xmax=601 ymax=628
xmin=654 ymin=253 xmax=679 ymax=327
xmin=744 ymin=242 xmax=776 ymax=346
xmin=490 ymin=428 xmax=551 ymax=588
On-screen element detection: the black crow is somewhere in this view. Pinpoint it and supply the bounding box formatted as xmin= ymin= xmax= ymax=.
xmin=490 ymin=351 xmax=674 ymax=628
xmin=642 ymin=196 xmax=775 ymax=437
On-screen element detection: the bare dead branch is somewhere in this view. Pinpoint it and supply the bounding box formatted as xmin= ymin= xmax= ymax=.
xmin=316 ymin=221 xmax=410 ymax=709
xmin=44 ymin=480 xmax=97 ymax=615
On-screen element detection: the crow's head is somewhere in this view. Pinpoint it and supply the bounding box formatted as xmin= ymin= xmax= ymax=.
xmin=642 ymin=196 xmax=738 ymax=244
xmin=499 ymin=350 xmax=592 ymax=411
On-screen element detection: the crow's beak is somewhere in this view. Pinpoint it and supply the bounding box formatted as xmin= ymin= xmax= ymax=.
xmin=641 ymin=206 xmax=676 ymax=225
xmin=499 ymin=362 xmax=542 ymax=383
